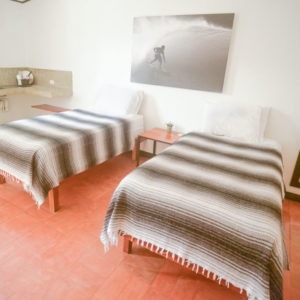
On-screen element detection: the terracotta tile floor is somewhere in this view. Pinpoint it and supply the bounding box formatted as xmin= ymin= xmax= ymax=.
xmin=0 ymin=152 xmax=299 ymax=300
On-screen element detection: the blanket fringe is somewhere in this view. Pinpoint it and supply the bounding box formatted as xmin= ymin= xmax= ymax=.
xmin=102 ymin=231 xmax=257 ymax=299
xmin=23 ymin=184 xmax=42 ymax=209
xmin=0 ymin=169 xmax=42 ymax=208
xmin=0 ymin=169 xmax=22 ymax=184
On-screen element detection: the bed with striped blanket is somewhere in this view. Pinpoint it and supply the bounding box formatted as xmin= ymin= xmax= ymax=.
xmin=0 ymin=109 xmax=142 ymax=207
xmin=101 ymin=132 xmax=288 ymax=300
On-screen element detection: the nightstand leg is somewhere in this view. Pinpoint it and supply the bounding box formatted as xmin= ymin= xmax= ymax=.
xmin=136 ymin=136 xmax=141 ymax=167
xmin=132 ymin=137 xmax=138 ymax=161
xmin=153 ymin=141 xmax=157 ymax=156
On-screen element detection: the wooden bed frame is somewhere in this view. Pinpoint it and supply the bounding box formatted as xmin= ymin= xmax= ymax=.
xmin=122 ymin=235 xmax=247 ymax=299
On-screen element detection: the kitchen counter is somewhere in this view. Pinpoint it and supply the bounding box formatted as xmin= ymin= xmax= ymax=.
xmin=0 ymin=85 xmax=72 ymax=98
xmin=0 ymin=68 xmax=73 ymax=99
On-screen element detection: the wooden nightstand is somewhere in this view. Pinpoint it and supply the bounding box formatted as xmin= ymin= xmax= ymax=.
xmin=135 ymin=127 xmax=182 ymax=166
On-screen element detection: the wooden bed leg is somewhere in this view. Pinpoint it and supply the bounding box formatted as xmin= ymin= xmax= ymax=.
xmin=132 ymin=137 xmax=138 ymax=161
xmin=48 ymin=187 xmax=59 ymax=213
xmin=0 ymin=175 xmax=5 ymax=184
xmin=123 ymin=236 xmax=133 ymax=254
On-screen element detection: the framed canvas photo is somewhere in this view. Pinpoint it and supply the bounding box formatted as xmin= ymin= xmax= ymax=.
xmin=130 ymin=13 xmax=234 ymax=93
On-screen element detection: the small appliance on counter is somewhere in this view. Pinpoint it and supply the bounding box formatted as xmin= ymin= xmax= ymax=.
xmin=16 ymin=70 xmax=34 ymax=86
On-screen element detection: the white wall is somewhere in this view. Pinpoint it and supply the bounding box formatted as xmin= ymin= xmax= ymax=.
xmin=1 ymin=0 xmax=300 ymax=195
xmin=0 ymin=1 xmax=27 ymax=66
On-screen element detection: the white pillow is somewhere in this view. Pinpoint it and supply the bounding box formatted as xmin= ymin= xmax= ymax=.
xmin=93 ymin=86 xmax=143 ymax=116
xmin=201 ymin=102 xmax=269 ymax=143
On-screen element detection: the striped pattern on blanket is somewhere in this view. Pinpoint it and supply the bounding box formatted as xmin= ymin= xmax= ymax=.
xmin=101 ymin=132 xmax=288 ymax=300
xmin=0 ymin=109 xmax=132 ymax=206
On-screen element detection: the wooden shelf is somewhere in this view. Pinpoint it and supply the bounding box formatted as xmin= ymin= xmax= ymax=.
xmin=31 ymin=104 xmax=70 ymax=113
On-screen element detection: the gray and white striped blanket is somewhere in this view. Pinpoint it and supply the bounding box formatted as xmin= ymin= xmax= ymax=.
xmin=0 ymin=109 xmax=133 ymax=206
xmin=101 ymin=132 xmax=288 ymax=300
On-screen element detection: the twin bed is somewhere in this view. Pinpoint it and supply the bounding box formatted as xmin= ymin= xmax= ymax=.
xmin=0 ymin=95 xmax=288 ymax=299
xmin=101 ymin=131 xmax=288 ymax=300
xmin=101 ymin=103 xmax=288 ymax=300
xmin=0 ymin=109 xmax=143 ymax=211
xmin=0 ymin=86 xmax=144 ymax=211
